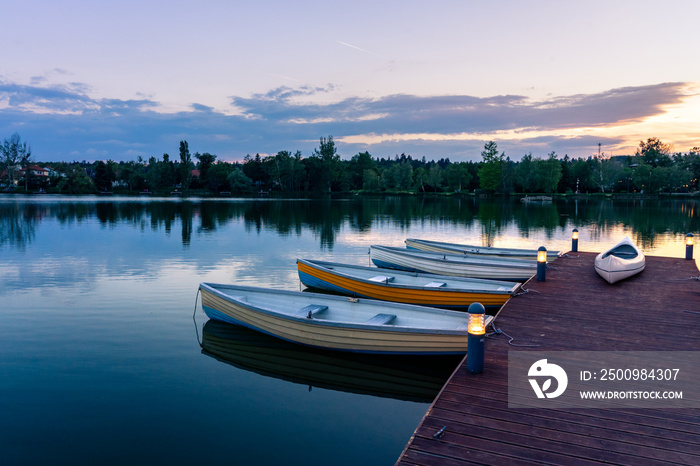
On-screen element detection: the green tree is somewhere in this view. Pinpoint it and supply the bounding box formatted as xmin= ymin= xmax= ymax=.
xmin=227 ymin=167 xmax=253 ymax=193
xmin=242 ymin=153 xmax=268 ymax=188
xmin=536 ymin=152 xmax=563 ymax=193
xmin=179 ymin=140 xmax=192 ymax=190
xmin=591 ymin=155 xmax=622 ymax=193
xmin=349 ymin=151 xmax=376 ymax=189
xmin=207 ymin=161 xmax=234 ymax=192
xmin=195 ymin=152 xmax=217 ymax=187
xmin=94 ymin=161 xmax=113 ymax=192
xmin=515 ymin=153 xmax=538 ymax=192
xmin=501 ymin=157 xmax=515 ymax=193
xmin=478 ymin=141 xmax=504 ymax=192
xmin=632 ymin=163 xmax=666 ymax=193
xmin=425 ymin=164 xmax=444 ymax=191
xmin=311 ymin=135 xmax=340 ymax=192
xmin=159 ymin=153 xmax=175 ymax=189
xmin=1 ymin=133 xmax=31 ymax=188
xmin=571 ymin=158 xmax=592 ymax=193
xmin=268 ymin=150 xmax=305 ymax=192
xmin=362 ymin=169 xmax=380 ymax=191
xmin=57 ymin=165 xmax=95 ymax=194
xmin=413 ymin=167 xmax=427 ymax=192
xmin=635 ymin=137 xmax=672 ymax=168
xmin=444 ymin=162 xmax=472 ymax=192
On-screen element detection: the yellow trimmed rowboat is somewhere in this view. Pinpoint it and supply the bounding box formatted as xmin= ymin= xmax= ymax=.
xmin=199 ymin=283 xmax=494 ymax=355
xmin=297 ymin=259 xmax=519 ymax=310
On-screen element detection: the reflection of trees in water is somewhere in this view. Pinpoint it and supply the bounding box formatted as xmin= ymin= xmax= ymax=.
xmin=558 ymin=199 xmax=700 ymax=249
xmin=0 ymin=203 xmax=39 ymax=249
xmin=1 ymin=197 xmax=697 ymax=250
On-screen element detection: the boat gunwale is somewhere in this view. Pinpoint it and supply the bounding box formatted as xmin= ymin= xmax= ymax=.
xmin=405 ymin=238 xmax=563 ymax=258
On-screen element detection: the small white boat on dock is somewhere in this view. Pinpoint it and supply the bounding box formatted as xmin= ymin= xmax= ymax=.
xmin=405 ymin=238 xmax=561 ymax=260
xmin=594 ymin=236 xmax=645 ymax=284
xmin=199 ymin=283 xmax=494 ymax=355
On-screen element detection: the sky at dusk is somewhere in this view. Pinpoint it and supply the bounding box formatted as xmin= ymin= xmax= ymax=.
xmin=1 ymin=0 xmax=699 ymax=163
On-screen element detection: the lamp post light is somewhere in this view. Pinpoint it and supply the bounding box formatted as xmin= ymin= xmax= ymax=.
xmin=466 ymin=302 xmax=486 ymax=374
xmin=686 ymin=233 xmax=694 ymax=260
xmin=572 ymin=228 xmax=579 ymax=252
xmin=537 ymin=246 xmax=547 ymax=281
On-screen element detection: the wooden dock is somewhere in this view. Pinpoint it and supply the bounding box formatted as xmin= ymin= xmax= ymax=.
xmin=398 ymin=252 xmax=700 ymax=465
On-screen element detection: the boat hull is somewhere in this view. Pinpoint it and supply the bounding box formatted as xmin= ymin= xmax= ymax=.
xmin=297 ymin=259 xmax=516 ymax=310
xmin=199 ymin=283 xmax=489 ymax=355
xmin=370 ymin=245 xmax=537 ymax=282
xmin=594 ymin=237 xmax=645 ymax=284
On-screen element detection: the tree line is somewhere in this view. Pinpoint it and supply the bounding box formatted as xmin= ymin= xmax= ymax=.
xmin=2 ymin=133 xmax=699 ymax=195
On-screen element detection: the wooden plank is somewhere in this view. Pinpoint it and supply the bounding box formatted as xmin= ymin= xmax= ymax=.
xmin=398 ymin=253 xmax=700 ymax=465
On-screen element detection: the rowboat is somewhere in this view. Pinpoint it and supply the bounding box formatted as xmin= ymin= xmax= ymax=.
xmin=297 ymin=258 xmax=519 ymax=310
xmin=370 ymin=245 xmax=538 ymax=281
xmin=201 ymin=320 xmax=460 ymax=402
xmin=405 ymin=238 xmax=561 ymax=260
xmin=594 ymin=236 xmax=645 ymax=284
xmin=199 ymin=283 xmax=494 ymax=355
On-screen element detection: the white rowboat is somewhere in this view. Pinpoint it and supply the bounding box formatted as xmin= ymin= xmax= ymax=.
xmin=199 ymin=283 xmax=493 ymax=355
xmin=406 ymin=238 xmax=561 ymax=260
xmin=594 ymin=236 xmax=645 ymax=284
xmin=370 ymin=245 xmax=538 ymax=282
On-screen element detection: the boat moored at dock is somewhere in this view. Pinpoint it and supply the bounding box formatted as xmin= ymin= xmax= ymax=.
xmin=297 ymin=258 xmax=519 ymax=310
xmin=405 ymin=238 xmax=561 ymax=260
xmin=199 ymin=283 xmax=493 ymax=355
xmin=370 ymin=245 xmax=538 ymax=282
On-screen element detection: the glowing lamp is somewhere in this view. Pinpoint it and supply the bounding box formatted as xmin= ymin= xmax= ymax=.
xmin=571 ymin=228 xmax=579 ymax=252
xmin=686 ymin=233 xmax=694 ymax=260
xmin=468 ymin=307 xmax=486 ymax=335
xmin=466 ymin=302 xmax=486 ymax=373
xmin=536 ymin=246 xmax=547 ymax=281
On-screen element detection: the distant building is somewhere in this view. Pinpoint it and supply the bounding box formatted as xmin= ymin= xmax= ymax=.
xmin=18 ymin=165 xmax=50 ymax=179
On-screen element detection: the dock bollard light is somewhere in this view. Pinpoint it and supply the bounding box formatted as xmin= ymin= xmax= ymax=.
xmin=537 ymin=246 xmax=547 ymax=281
xmin=572 ymin=228 xmax=579 ymax=252
xmin=686 ymin=233 xmax=694 ymax=260
xmin=466 ymin=302 xmax=485 ymax=374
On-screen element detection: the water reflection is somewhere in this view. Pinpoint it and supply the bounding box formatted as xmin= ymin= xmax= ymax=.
xmin=200 ymin=320 xmax=460 ymax=402
xmin=0 ymin=196 xmax=698 ymax=251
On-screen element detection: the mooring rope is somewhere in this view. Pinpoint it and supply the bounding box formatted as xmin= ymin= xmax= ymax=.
xmin=487 ymin=321 xmax=541 ymax=347
xmin=667 ymin=276 xmax=700 ymax=281
xmin=513 ymin=288 xmax=541 ymax=297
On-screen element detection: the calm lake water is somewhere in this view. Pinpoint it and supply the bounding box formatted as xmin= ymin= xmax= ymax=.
xmin=1 ymin=195 xmax=697 ymax=465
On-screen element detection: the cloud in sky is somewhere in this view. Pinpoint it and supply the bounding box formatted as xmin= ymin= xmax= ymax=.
xmin=3 ymin=2 xmax=700 ymax=164
xmin=0 ymin=78 xmax=696 ymax=163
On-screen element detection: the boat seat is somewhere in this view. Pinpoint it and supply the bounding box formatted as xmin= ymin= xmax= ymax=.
xmin=424 ymin=282 xmax=446 ymax=288
xmin=299 ymin=304 xmax=328 ymax=319
xmin=368 ymin=275 xmax=395 ymax=283
xmin=364 ymin=313 xmax=397 ymax=325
